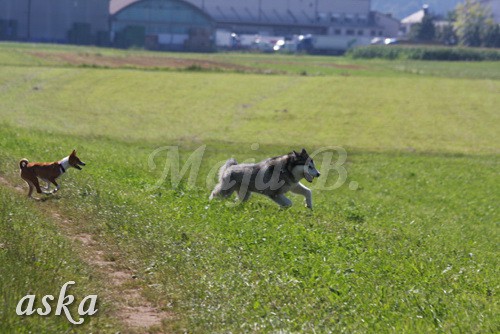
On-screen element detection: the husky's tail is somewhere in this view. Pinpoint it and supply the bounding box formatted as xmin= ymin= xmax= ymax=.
xmin=218 ymin=158 xmax=237 ymax=181
xmin=209 ymin=158 xmax=238 ymax=200
xmin=19 ymin=159 xmax=29 ymax=170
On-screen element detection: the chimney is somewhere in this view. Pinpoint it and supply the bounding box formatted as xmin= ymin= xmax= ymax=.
xmin=423 ymin=4 xmax=429 ymax=16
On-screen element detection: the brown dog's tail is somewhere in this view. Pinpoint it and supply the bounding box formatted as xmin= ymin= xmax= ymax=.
xmin=19 ymin=159 xmax=29 ymax=169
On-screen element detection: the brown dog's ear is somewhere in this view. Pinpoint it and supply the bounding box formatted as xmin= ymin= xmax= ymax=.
xmin=71 ymin=150 xmax=76 ymax=156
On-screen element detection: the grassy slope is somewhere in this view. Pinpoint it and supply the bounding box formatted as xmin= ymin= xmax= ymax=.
xmin=0 ymin=43 xmax=498 ymax=332
xmin=0 ymin=185 xmax=118 ymax=333
xmin=0 ymin=65 xmax=498 ymax=153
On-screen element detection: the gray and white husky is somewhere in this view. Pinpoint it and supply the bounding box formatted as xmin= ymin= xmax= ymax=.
xmin=209 ymin=148 xmax=320 ymax=209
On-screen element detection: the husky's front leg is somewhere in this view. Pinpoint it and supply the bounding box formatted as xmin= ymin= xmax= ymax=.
xmin=237 ymin=189 xmax=252 ymax=202
xmin=291 ymin=183 xmax=312 ymax=209
xmin=270 ymin=194 xmax=292 ymax=208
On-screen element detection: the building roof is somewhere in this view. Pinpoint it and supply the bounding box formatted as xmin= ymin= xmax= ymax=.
xmin=401 ymin=9 xmax=425 ymax=25
xmin=109 ymin=0 xmax=375 ymax=27
xmin=110 ymin=0 xmax=138 ymax=15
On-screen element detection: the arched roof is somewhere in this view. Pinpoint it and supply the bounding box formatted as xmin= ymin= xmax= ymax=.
xmin=111 ymin=0 xmax=214 ymax=26
xmin=110 ymin=0 xmax=138 ymax=15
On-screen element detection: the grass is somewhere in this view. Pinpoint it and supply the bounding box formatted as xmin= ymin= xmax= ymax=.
xmin=0 ymin=185 xmax=117 ymax=333
xmin=0 ymin=42 xmax=498 ymax=333
xmin=0 ymin=61 xmax=498 ymax=153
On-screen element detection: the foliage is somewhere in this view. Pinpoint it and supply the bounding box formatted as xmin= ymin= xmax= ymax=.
xmin=409 ymin=13 xmax=436 ymax=42
xmin=436 ymin=23 xmax=458 ymax=45
xmin=483 ymin=23 xmax=500 ymax=48
xmin=0 ymin=188 xmax=117 ymax=333
xmin=454 ymin=0 xmax=496 ymax=47
xmin=348 ymin=44 xmax=500 ymax=61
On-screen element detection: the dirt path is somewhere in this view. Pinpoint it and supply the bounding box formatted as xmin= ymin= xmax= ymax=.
xmin=29 ymin=51 xmax=269 ymax=73
xmin=0 ymin=175 xmax=172 ymax=333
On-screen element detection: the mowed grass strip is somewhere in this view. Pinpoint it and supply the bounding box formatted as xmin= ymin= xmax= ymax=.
xmin=2 ymin=42 xmax=500 ymax=79
xmin=0 ymin=65 xmax=498 ymax=154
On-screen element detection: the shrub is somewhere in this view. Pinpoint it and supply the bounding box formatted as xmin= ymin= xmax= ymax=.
xmin=347 ymin=45 xmax=500 ymax=61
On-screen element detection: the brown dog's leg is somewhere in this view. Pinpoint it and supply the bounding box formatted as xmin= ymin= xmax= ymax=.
xmin=26 ymin=181 xmax=34 ymax=198
xmin=30 ymin=177 xmax=45 ymax=194
xmin=21 ymin=173 xmax=35 ymax=198
xmin=49 ymin=179 xmax=60 ymax=193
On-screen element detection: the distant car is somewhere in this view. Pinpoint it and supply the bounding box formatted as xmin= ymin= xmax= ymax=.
xmin=384 ymin=38 xmax=399 ymax=45
xmin=371 ymin=37 xmax=399 ymax=45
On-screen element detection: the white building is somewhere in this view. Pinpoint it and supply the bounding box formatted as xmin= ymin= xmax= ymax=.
xmin=400 ymin=5 xmax=429 ymax=37
xmin=0 ymin=0 xmax=108 ymax=43
xmin=110 ymin=0 xmax=400 ymax=38
xmin=1 ymin=0 xmax=401 ymax=51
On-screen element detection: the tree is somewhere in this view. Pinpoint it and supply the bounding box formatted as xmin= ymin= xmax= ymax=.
xmin=435 ymin=10 xmax=458 ymax=45
xmin=482 ymin=23 xmax=500 ymax=48
xmin=409 ymin=14 xmax=436 ymax=42
xmin=454 ymin=0 xmax=495 ymax=47
xmin=436 ymin=24 xmax=458 ymax=45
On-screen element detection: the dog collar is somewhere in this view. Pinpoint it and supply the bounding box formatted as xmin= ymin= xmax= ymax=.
xmin=59 ymin=164 xmax=66 ymax=173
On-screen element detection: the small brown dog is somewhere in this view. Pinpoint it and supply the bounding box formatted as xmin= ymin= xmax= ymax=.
xmin=19 ymin=150 xmax=86 ymax=198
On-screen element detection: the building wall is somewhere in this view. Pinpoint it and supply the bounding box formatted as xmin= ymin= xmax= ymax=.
xmin=2 ymin=0 xmax=395 ymax=48
xmin=0 ymin=0 xmax=29 ymax=39
xmin=109 ymin=0 xmax=379 ymax=38
xmin=0 ymin=0 xmax=108 ymax=41
xmin=111 ymin=0 xmax=214 ymax=50
xmin=374 ymin=12 xmax=399 ymax=37
xmin=184 ymin=0 xmax=371 ymax=24
xmin=110 ymin=0 xmax=398 ymax=49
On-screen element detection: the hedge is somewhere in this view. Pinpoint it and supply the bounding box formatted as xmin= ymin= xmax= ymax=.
xmin=347 ymin=45 xmax=500 ymax=61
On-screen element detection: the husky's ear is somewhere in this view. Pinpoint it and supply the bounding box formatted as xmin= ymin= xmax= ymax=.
xmin=301 ymin=148 xmax=308 ymax=156
xmin=293 ymin=150 xmax=299 ymax=156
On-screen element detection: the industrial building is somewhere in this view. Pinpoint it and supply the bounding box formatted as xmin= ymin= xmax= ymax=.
xmin=0 ymin=0 xmax=108 ymax=44
xmin=110 ymin=0 xmax=400 ymax=51
xmin=1 ymin=0 xmax=400 ymax=52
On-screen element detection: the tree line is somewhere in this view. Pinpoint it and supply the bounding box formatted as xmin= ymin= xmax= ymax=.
xmin=410 ymin=0 xmax=500 ymax=48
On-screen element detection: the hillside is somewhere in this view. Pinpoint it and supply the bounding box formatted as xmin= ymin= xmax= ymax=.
xmin=0 ymin=43 xmax=498 ymax=333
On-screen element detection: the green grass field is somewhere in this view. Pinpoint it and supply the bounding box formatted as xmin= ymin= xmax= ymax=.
xmin=0 ymin=42 xmax=498 ymax=333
